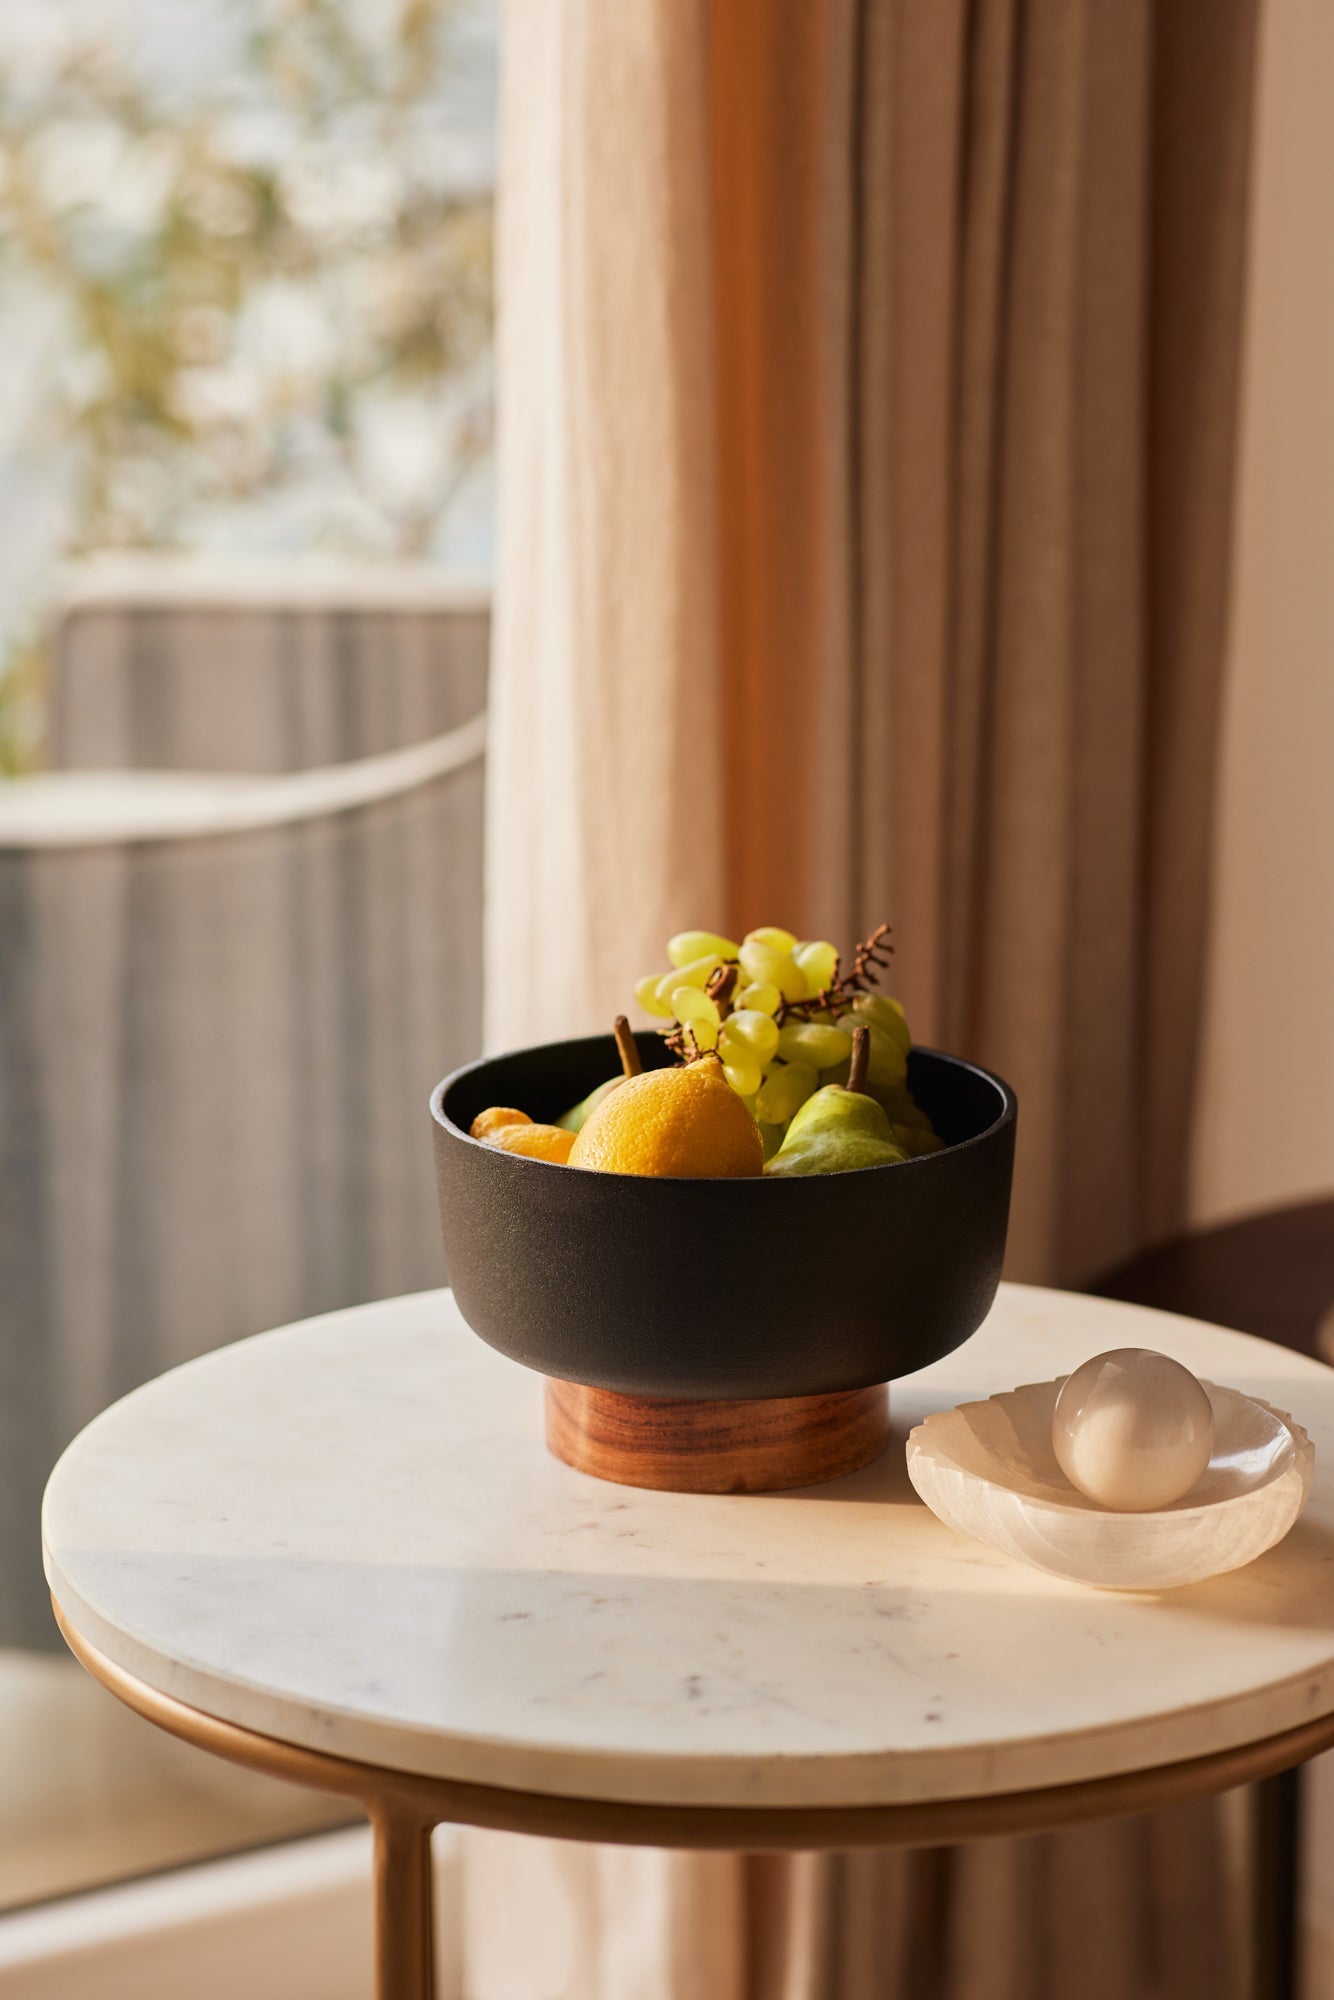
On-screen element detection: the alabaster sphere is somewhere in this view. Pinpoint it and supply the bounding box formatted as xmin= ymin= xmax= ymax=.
xmin=1052 ymin=1348 xmax=1216 ymax=1512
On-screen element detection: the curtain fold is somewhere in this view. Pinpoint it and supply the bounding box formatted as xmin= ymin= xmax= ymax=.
xmin=463 ymin=1799 xmax=1244 ymax=2000
xmin=482 ymin=0 xmax=1259 ymax=1993
xmin=484 ymin=0 xmax=724 ymax=1052
xmin=488 ymin=0 xmax=1255 ymax=1286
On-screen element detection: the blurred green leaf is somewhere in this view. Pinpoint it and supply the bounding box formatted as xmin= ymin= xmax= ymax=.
xmin=0 ymin=0 xmax=494 ymax=771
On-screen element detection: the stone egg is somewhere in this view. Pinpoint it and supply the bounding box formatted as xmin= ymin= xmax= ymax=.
xmin=1052 ymin=1348 xmax=1216 ymax=1512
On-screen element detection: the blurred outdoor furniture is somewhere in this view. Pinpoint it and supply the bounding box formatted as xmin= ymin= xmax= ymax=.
xmin=0 ymin=559 xmax=487 ymax=1655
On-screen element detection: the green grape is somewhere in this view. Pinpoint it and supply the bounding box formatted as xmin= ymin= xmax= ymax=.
xmin=776 ymin=1021 xmax=852 ymax=1069
xmin=671 ymin=986 xmax=720 ymax=1029
xmin=655 ymin=953 xmax=718 ymax=1008
xmin=863 ymin=1023 xmax=908 ymax=1091
xmin=876 ymin=1078 xmax=942 ymax=1154
xmin=774 ymin=962 xmax=810 ymax=1002
xmin=755 ymin=1061 xmax=818 ymax=1124
xmin=745 ymin=925 xmax=798 ymax=953
xmin=723 ymin=1009 xmax=780 ymax=1061
xmin=677 ymin=951 xmax=723 ymax=987
xmin=687 ymin=1016 xmax=720 ymax=1053
xmin=722 ymin=1053 xmax=763 ymax=1098
xmin=635 ymin=972 xmax=675 ymax=1019
xmin=738 ymin=939 xmax=808 ymax=1000
xmin=883 ymin=1088 xmax=932 ymax=1133
xmin=894 ymin=1122 xmax=944 ymax=1157
xmin=793 ymin=939 xmax=838 ymax=991
xmin=717 ymin=1025 xmax=747 ymax=1073
xmin=851 ymin=991 xmax=911 ymax=1053
xmin=735 ymin=979 xmax=781 ymax=1016
xmin=667 ymin=930 xmax=739 ymax=968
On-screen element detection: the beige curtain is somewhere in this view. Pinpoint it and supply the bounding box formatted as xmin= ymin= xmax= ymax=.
xmin=486 ymin=0 xmax=1256 ymax=1284
xmin=463 ymin=1805 xmax=1244 ymax=2000
xmin=480 ymin=0 xmax=1258 ymax=1995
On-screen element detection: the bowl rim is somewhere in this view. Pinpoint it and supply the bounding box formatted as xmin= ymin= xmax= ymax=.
xmin=430 ymin=1034 xmax=1017 ymax=1186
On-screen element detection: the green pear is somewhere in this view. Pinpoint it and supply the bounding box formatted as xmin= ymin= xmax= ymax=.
xmin=764 ymin=1081 xmax=908 ymax=1175
xmin=764 ymin=1028 xmax=908 ymax=1177
xmin=768 ymin=1016 xmax=941 ymax=1162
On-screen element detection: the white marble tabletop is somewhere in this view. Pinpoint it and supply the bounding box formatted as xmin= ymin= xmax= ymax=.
xmin=42 ymin=1285 xmax=1334 ymax=1811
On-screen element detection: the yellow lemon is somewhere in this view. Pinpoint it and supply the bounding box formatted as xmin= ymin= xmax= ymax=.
xmin=569 ymin=1057 xmax=764 ymax=1178
xmin=470 ymin=1106 xmax=531 ymax=1140
xmin=471 ymin=1105 xmax=575 ymax=1163
xmin=487 ymin=1122 xmax=576 ymax=1164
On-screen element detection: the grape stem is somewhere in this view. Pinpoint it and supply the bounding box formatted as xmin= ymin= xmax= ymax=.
xmin=772 ymin=921 xmax=895 ymax=1028
xmin=849 ymin=921 xmax=895 ymax=989
xmin=705 ymin=962 xmax=738 ymax=1019
xmin=613 ymin=1015 xmax=644 ymax=1078
xmin=661 ymin=1023 xmax=713 ymax=1065
xmin=663 ymin=963 xmax=738 ymax=1066
xmin=847 ymin=1025 xmax=870 ymax=1095
xmin=653 ymin=923 xmax=895 ymax=1064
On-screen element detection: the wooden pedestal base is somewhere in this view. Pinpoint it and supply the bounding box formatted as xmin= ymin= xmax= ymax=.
xmin=544 ymin=1379 xmax=891 ymax=1494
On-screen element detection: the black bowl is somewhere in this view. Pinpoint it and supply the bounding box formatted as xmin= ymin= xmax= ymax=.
xmin=430 ymin=1033 xmax=1016 ymax=1400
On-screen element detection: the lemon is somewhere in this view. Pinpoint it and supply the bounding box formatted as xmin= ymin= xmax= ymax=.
xmin=569 ymin=1056 xmax=764 ymax=1178
xmin=470 ymin=1105 xmax=576 ymax=1163
xmin=471 ymin=1107 xmax=530 ymax=1140
xmin=487 ymin=1122 xmax=576 ymax=1163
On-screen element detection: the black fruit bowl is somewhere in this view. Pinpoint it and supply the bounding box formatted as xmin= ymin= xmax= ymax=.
xmin=431 ymin=1032 xmax=1016 ymax=1400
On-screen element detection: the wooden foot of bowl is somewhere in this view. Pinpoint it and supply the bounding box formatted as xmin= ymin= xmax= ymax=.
xmin=544 ymin=1380 xmax=891 ymax=1494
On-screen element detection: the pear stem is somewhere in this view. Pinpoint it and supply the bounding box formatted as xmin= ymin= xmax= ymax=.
xmin=613 ymin=1015 xmax=644 ymax=1078
xmin=847 ymin=1024 xmax=870 ymax=1095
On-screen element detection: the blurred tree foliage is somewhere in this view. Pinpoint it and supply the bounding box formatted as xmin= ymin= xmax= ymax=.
xmin=0 ymin=0 xmax=493 ymax=771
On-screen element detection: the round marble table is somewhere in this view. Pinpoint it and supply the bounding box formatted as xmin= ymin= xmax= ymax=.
xmin=43 ymin=1284 xmax=1334 ymax=2000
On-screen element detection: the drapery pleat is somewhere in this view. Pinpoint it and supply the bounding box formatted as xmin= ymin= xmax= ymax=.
xmin=464 ymin=1797 xmax=1245 ymax=2000
xmin=484 ymin=0 xmax=725 ymax=1050
xmin=489 ymin=0 xmax=1255 ymax=1286
xmin=481 ymin=0 xmax=1258 ymax=1995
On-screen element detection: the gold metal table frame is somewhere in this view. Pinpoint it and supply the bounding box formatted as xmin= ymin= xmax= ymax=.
xmin=55 ymin=1602 xmax=1334 ymax=2000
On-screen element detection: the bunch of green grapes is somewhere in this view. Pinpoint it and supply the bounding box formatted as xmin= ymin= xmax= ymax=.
xmin=634 ymin=926 xmax=940 ymax=1159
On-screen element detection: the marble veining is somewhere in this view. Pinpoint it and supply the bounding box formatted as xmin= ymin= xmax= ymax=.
xmin=42 ymin=1285 xmax=1334 ymax=1810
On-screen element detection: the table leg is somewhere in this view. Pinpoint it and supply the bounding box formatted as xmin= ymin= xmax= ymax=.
xmin=372 ymin=1801 xmax=437 ymax=2000
xmin=1250 ymin=1767 xmax=1302 ymax=2000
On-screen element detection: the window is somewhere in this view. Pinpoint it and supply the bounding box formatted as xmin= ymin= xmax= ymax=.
xmin=0 ymin=0 xmax=494 ymax=1916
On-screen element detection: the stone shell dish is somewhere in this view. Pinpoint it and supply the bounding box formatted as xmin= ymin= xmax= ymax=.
xmin=906 ymin=1378 xmax=1314 ymax=1591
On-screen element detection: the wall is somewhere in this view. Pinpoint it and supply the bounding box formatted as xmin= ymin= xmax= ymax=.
xmin=1190 ymin=0 xmax=1334 ymax=1225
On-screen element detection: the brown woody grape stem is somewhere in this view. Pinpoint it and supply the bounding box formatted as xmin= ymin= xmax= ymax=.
xmin=613 ymin=1016 xmax=644 ymax=1078
xmin=654 ymin=922 xmax=896 ymax=1061
xmin=706 ymin=962 xmax=738 ymax=1018
xmin=774 ymin=921 xmax=895 ymax=1027
xmin=847 ymin=1025 xmax=870 ymax=1095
